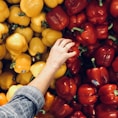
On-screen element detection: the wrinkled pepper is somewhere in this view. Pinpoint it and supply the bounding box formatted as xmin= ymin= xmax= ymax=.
xmin=28 ymin=37 xmax=47 ymax=56
xmin=96 ymin=103 xmax=118 ymax=118
xmin=71 ymin=22 xmax=97 ymax=46
xmin=15 ymin=27 xmax=33 ymax=43
xmin=42 ymin=28 xmax=62 ymax=47
xmin=46 ymin=6 xmax=69 ymax=31
xmin=77 ymin=84 xmax=97 ymax=105
xmin=64 ymin=0 xmax=88 ymax=16
xmin=16 ymin=71 xmax=33 ymax=85
xmin=8 ymin=5 xmax=30 ymax=26
xmin=20 ymin=0 xmax=44 ymax=17
xmin=70 ymin=111 xmax=87 ymax=118
xmin=0 ymin=0 xmax=9 ymax=22
xmin=86 ymin=0 xmax=107 ymax=24
xmin=7 ymin=0 xmax=20 ymax=4
xmin=0 ymin=71 xmax=15 ymax=90
xmin=30 ymin=12 xmax=47 ymax=33
xmin=98 ymin=84 xmax=118 ymax=105
xmin=44 ymin=0 xmax=64 ymax=8
xmin=55 ymin=76 xmax=77 ymax=102
xmin=49 ymin=96 xmax=73 ymax=118
xmin=86 ymin=58 xmax=109 ymax=87
xmin=5 ymin=33 xmax=28 ymax=57
xmin=94 ymin=45 xmax=115 ymax=67
xmin=13 ymin=53 xmax=32 ymax=73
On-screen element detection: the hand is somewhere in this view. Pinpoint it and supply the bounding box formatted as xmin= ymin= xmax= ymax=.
xmin=46 ymin=38 xmax=76 ymax=70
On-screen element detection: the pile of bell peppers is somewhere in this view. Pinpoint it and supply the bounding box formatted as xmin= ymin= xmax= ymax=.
xmin=0 ymin=0 xmax=118 ymax=118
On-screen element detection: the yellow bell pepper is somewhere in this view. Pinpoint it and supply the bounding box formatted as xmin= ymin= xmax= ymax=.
xmin=0 ymin=23 xmax=9 ymax=39
xmin=0 ymin=61 xmax=3 ymax=74
xmin=0 ymin=71 xmax=15 ymax=90
xmin=0 ymin=0 xmax=9 ymax=22
xmin=6 ymin=84 xmax=23 ymax=101
xmin=8 ymin=5 xmax=30 ymax=26
xmin=28 ymin=37 xmax=47 ymax=56
xmin=54 ymin=63 xmax=67 ymax=79
xmin=30 ymin=61 xmax=46 ymax=77
xmin=16 ymin=71 xmax=33 ymax=85
xmin=13 ymin=53 xmax=32 ymax=73
xmin=5 ymin=33 xmax=28 ymax=57
xmin=14 ymin=26 xmax=33 ymax=43
xmin=44 ymin=0 xmax=64 ymax=8
xmin=0 ymin=43 xmax=6 ymax=60
xmin=30 ymin=12 xmax=47 ymax=33
xmin=20 ymin=0 xmax=44 ymax=17
xmin=42 ymin=28 xmax=62 ymax=47
xmin=7 ymin=0 xmax=21 ymax=4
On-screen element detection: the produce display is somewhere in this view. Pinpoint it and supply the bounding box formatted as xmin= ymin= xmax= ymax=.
xmin=0 ymin=0 xmax=118 ymax=118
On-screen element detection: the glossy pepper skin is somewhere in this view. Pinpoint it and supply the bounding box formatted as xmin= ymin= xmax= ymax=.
xmin=49 ymin=97 xmax=73 ymax=118
xmin=72 ymin=22 xmax=97 ymax=46
xmin=64 ymin=0 xmax=88 ymax=16
xmin=67 ymin=12 xmax=86 ymax=30
xmin=86 ymin=0 xmax=107 ymax=24
xmin=86 ymin=59 xmax=109 ymax=87
xmin=46 ymin=6 xmax=69 ymax=31
xmin=110 ymin=0 xmax=118 ymax=18
xmin=70 ymin=111 xmax=87 ymax=118
xmin=95 ymin=103 xmax=118 ymax=118
xmin=94 ymin=45 xmax=115 ymax=67
xmin=98 ymin=84 xmax=118 ymax=105
xmin=55 ymin=76 xmax=77 ymax=102
xmin=77 ymin=84 xmax=97 ymax=105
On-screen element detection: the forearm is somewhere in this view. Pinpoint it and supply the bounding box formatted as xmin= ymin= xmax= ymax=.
xmin=28 ymin=63 xmax=58 ymax=94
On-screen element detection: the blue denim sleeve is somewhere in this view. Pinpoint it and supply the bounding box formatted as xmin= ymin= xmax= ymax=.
xmin=0 ymin=86 xmax=45 ymax=118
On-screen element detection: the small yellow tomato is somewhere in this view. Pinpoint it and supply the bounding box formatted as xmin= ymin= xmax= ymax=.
xmin=28 ymin=37 xmax=47 ymax=56
xmin=14 ymin=53 xmax=32 ymax=73
xmin=6 ymin=84 xmax=23 ymax=101
xmin=20 ymin=0 xmax=44 ymax=17
xmin=0 ymin=0 xmax=9 ymax=22
xmin=16 ymin=71 xmax=33 ymax=85
xmin=30 ymin=61 xmax=46 ymax=77
xmin=8 ymin=5 xmax=30 ymax=26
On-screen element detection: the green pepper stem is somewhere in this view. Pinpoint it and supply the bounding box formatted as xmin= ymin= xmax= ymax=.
xmin=108 ymin=35 xmax=117 ymax=42
xmin=18 ymin=12 xmax=25 ymax=16
xmin=99 ymin=0 xmax=103 ymax=6
xmin=108 ymin=23 xmax=113 ymax=30
xmin=91 ymin=58 xmax=96 ymax=68
xmin=114 ymin=90 xmax=118 ymax=96
xmin=71 ymin=27 xmax=84 ymax=33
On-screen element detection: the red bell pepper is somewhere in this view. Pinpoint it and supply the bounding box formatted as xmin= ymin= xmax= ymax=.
xmin=67 ymin=12 xmax=87 ymax=30
xmin=70 ymin=111 xmax=87 ymax=118
xmin=86 ymin=58 xmax=109 ymax=87
xmin=98 ymin=84 xmax=118 ymax=105
xmin=95 ymin=22 xmax=109 ymax=40
xmin=86 ymin=0 xmax=107 ymax=24
xmin=108 ymin=68 xmax=118 ymax=83
xmin=112 ymin=56 xmax=118 ymax=72
xmin=94 ymin=45 xmax=115 ymax=67
xmin=77 ymin=84 xmax=97 ymax=105
xmin=71 ymin=22 xmax=97 ymax=46
xmin=49 ymin=97 xmax=73 ymax=118
xmin=64 ymin=0 xmax=88 ymax=16
xmin=110 ymin=0 xmax=118 ymax=18
xmin=55 ymin=76 xmax=77 ymax=102
xmin=113 ymin=18 xmax=118 ymax=33
xmin=46 ymin=6 xmax=69 ymax=30
xmin=95 ymin=103 xmax=118 ymax=118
